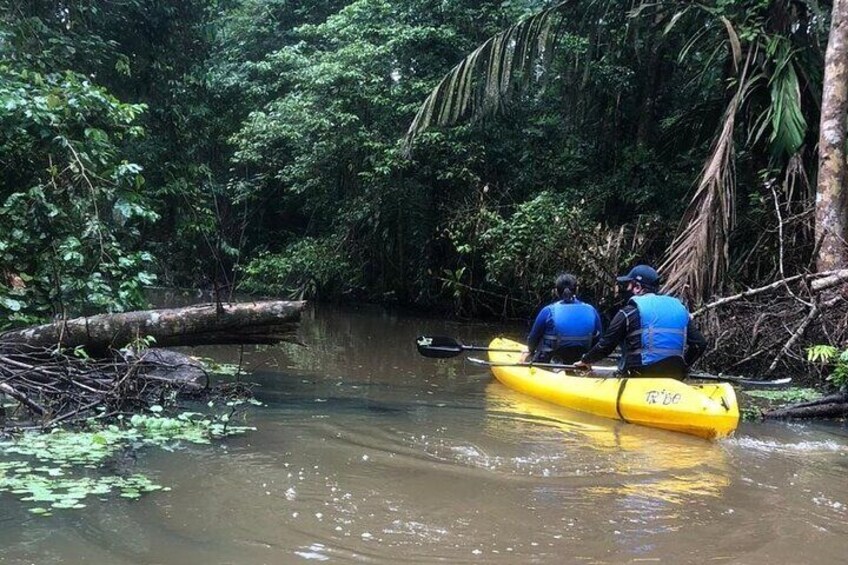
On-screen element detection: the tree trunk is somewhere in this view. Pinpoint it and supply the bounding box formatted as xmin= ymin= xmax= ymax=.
xmin=816 ymin=0 xmax=848 ymax=272
xmin=763 ymin=392 xmax=848 ymax=419
xmin=0 ymin=301 xmax=305 ymax=355
xmin=635 ymin=15 xmax=665 ymax=145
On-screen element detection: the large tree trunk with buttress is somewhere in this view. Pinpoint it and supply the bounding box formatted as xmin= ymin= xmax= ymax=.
xmin=0 ymin=300 xmax=306 ymax=356
xmin=816 ymin=0 xmax=848 ymax=272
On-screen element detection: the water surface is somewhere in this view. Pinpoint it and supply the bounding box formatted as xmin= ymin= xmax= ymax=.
xmin=1 ymin=304 xmax=846 ymax=564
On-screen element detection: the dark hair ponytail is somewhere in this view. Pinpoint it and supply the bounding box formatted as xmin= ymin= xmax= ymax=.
xmin=555 ymin=273 xmax=578 ymax=303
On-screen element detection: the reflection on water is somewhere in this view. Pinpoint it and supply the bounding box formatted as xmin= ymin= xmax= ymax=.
xmin=1 ymin=303 xmax=847 ymax=564
xmin=484 ymin=383 xmax=731 ymax=505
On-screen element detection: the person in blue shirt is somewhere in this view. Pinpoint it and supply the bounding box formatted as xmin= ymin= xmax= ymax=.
xmin=524 ymin=273 xmax=603 ymax=364
xmin=573 ymin=265 xmax=707 ymax=378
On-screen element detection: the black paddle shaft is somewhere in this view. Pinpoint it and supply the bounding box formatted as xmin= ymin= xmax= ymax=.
xmin=416 ymin=336 xmax=523 ymax=359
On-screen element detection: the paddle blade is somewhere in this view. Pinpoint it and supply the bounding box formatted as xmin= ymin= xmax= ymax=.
xmin=416 ymin=335 xmax=464 ymax=358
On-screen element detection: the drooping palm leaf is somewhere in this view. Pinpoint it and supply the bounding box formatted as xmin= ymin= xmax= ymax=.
xmin=768 ymin=41 xmax=808 ymax=157
xmin=403 ymin=1 xmax=573 ymax=148
xmin=660 ymin=5 xmax=818 ymax=301
xmin=403 ymin=0 xmax=820 ymax=302
xmin=660 ymin=54 xmax=755 ymax=301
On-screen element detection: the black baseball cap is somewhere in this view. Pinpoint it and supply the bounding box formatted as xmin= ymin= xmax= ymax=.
xmin=616 ymin=265 xmax=659 ymax=287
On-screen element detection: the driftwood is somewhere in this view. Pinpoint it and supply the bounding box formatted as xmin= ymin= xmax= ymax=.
xmin=811 ymin=269 xmax=848 ymax=292
xmin=0 ymin=300 xmax=305 ymax=430
xmin=693 ymin=264 xmax=848 ymax=382
xmin=0 ymin=300 xmax=305 ymax=355
xmin=763 ymin=392 xmax=848 ymax=419
xmin=0 ymin=344 xmax=209 ymax=429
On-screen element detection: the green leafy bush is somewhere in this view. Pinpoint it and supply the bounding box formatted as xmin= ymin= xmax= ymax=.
xmin=0 ymin=66 xmax=157 ymax=326
xmin=478 ymin=192 xmax=630 ymax=306
xmin=240 ymin=237 xmax=356 ymax=299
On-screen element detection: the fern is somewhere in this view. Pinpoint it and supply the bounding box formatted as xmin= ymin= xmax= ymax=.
xmin=807 ymin=345 xmax=848 ymax=389
xmin=806 ymin=345 xmax=839 ymax=363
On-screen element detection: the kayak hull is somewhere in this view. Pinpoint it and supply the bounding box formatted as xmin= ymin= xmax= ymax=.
xmin=487 ymin=337 xmax=739 ymax=440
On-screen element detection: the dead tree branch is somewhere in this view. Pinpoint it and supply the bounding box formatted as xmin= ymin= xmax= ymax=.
xmin=693 ymin=269 xmax=846 ymax=316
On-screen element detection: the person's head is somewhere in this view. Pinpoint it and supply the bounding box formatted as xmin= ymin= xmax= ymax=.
xmin=616 ymin=265 xmax=659 ymax=296
xmin=554 ymin=273 xmax=578 ymax=302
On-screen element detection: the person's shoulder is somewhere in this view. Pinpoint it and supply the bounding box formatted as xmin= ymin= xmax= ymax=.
xmin=584 ymin=301 xmax=601 ymax=314
xmin=658 ymin=293 xmax=689 ymax=311
xmin=618 ymin=303 xmax=637 ymax=316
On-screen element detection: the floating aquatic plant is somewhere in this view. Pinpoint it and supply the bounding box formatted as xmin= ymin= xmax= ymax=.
xmin=0 ymin=406 xmax=256 ymax=515
xmin=744 ymin=387 xmax=822 ymax=404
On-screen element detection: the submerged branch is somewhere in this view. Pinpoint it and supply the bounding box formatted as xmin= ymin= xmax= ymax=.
xmin=0 ymin=300 xmax=305 ymax=430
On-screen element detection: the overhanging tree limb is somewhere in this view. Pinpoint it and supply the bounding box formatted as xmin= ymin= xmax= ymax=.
xmin=693 ymin=269 xmax=847 ymax=316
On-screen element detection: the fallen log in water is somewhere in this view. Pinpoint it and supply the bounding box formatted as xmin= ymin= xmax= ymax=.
xmin=0 ymin=300 xmax=305 ymax=430
xmin=762 ymin=392 xmax=848 ymax=419
xmin=0 ymin=300 xmax=305 ymax=355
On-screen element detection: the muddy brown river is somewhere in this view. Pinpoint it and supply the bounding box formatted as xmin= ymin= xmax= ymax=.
xmin=1 ymin=304 xmax=847 ymax=563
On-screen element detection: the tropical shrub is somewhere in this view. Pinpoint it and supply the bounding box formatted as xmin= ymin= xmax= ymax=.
xmin=0 ymin=66 xmax=156 ymax=326
xmin=240 ymin=237 xmax=356 ymax=300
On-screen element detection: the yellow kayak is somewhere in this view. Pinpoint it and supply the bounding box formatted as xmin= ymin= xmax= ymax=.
xmin=486 ymin=337 xmax=739 ymax=440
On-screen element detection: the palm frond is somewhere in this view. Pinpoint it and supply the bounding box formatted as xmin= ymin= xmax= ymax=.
xmin=660 ymin=54 xmax=756 ymax=302
xmin=768 ymin=42 xmax=808 ymax=157
xmin=403 ymin=1 xmax=572 ymax=149
xmin=719 ymin=16 xmax=742 ymax=72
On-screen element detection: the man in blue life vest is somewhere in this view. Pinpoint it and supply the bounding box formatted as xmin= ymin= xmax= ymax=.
xmin=573 ymin=265 xmax=707 ymax=378
xmin=523 ymin=273 xmax=603 ymax=364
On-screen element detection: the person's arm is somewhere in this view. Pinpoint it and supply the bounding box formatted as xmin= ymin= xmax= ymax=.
xmin=580 ymin=309 xmax=628 ymax=364
xmin=526 ymin=306 xmax=551 ymax=355
xmin=684 ymin=319 xmax=708 ymax=365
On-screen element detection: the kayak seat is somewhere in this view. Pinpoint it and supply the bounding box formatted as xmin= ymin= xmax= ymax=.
xmin=535 ymin=346 xmax=587 ymax=365
xmin=625 ymin=356 xmax=687 ymax=379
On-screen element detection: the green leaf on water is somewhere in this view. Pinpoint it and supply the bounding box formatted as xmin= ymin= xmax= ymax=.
xmin=744 ymin=387 xmax=822 ymax=403
xmin=1 ymin=408 xmax=255 ymax=515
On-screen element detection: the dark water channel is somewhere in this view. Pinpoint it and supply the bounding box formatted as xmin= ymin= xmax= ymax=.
xmin=2 ymin=304 xmax=848 ymax=564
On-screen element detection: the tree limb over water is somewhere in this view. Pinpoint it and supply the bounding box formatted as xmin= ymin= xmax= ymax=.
xmin=0 ymin=301 xmax=305 ymax=431
xmin=1 ymin=301 xmax=306 ymax=355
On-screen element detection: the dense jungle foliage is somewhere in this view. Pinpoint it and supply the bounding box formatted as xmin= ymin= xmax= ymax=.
xmin=0 ymin=0 xmax=841 ymax=326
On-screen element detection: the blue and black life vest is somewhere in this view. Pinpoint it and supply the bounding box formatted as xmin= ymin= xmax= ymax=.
xmin=539 ymin=301 xmax=598 ymax=355
xmin=625 ymin=294 xmax=689 ymax=366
